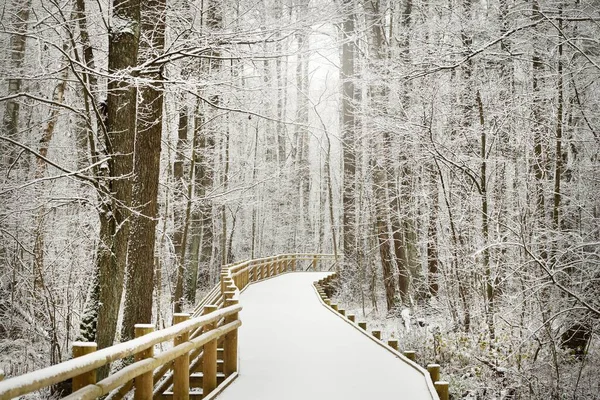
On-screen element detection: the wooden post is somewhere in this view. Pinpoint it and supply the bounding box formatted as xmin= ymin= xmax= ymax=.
xmin=403 ymin=350 xmax=416 ymax=361
xmin=225 ymin=278 xmax=235 ymax=291
xmin=331 ymin=304 xmax=338 ymax=311
xmin=72 ymin=342 xmax=97 ymax=392
xmin=372 ymin=330 xmax=381 ymax=340
xmin=0 ymin=369 xmax=4 ymax=381
xmin=387 ymin=339 xmax=398 ymax=351
xmin=325 ymin=299 xmax=331 ymax=306
xmin=220 ymin=272 xmax=228 ymax=295
xmin=291 ymin=255 xmax=296 ymax=272
xmin=427 ymin=364 xmax=441 ymax=383
xmin=348 ymin=315 xmax=355 ymax=322
xmin=173 ymin=314 xmax=191 ymax=400
xmin=339 ymin=309 xmax=345 ymax=316
xmin=312 ymin=255 xmax=318 ymax=271
xmin=224 ymin=278 xmax=233 ymax=294
xmin=134 ymin=324 xmax=154 ymax=400
xmin=358 ymin=322 xmax=367 ymax=330
xmin=224 ymin=290 xmax=235 ymax=305
xmin=224 ymin=298 xmax=239 ymax=376
xmin=203 ymin=305 xmax=218 ymax=396
xmin=434 ymin=381 xmax=449 ymax=400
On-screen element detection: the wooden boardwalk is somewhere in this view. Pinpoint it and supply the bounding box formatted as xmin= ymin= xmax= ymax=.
xmin=217 ymin=272 xmax=437 ymax=400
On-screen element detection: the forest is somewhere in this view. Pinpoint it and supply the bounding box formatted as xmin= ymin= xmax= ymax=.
xmin=0 ymin=0 xmax=599 ymax=398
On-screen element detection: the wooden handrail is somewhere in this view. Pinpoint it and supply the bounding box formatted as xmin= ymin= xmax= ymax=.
xmin=0 ymin=253 xmax=336 ymax=400
xmin=0 ymin=305 xmax=241 ymax=400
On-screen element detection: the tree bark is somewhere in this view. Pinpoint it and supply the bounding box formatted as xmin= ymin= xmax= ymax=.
xmin=96 ymin=0 xmax=140 ymax=377
xmin=173 ymin=111 xmax=189 ymax=313
xmin=341 ymin=0 xmax=357 ymax=267
xmin=1 ymin=0 xmax=31 ymax=167
xmin=121 ymin=0 xmax=166 ymax=342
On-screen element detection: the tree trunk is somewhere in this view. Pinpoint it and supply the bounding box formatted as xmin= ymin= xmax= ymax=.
xmin=341 ymin=0 xmax=357 ymax=267
xmin=552 ymin=7 xmax=564 ymax=230
xmin=476 ymin=90 xmax=494 ymax=341
xmin=173 ymin=111 xmax=189 ymax=313
xmin=96 ymin=0 xmax=140 ymax=377
xmin=1 ymin=0 xmax=31 ymax=167
xmin=374 ymin=167 xmax=397 ymax=311
xmin=427 ymin=165 xmax=439 ymax=297
xmin=121 ymin=0 xmax=166 ymax=342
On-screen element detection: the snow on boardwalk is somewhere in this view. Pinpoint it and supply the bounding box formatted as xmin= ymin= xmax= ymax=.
xmin=217 ymin=272 xmax=436 ymax=400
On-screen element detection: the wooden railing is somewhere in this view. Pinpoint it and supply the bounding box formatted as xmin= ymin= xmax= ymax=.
xmin=0 ymin=253 xmax=336 ymax=400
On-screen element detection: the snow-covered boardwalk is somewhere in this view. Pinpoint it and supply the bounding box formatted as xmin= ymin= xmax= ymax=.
xmin=217 ymin=272 xmax=437 ymax=400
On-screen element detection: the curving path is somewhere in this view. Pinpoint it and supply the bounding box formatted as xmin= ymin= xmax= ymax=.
xmin=217 ymin=272 xmax=436 ymax=400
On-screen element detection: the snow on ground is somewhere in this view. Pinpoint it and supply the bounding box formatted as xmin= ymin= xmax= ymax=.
xmin=217 ymin=272 xmax=435 ymax=400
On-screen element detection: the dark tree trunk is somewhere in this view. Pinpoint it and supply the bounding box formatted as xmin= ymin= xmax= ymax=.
xmin=341 ymin=0 xmax=357 ymax=267
xmin=95 ymin=0 xmax=140 ymax=378
xmin=121 ymin=0 xmax=166 ymax=342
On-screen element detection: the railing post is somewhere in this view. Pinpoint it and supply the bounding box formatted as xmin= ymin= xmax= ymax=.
xmin=220 ymin=271 xmax=227 ymax=295
xmin=291 ymin=255 xmax=296 ymax=272
xmin=372 ymin=330 xmax=381 ymax=340
xmin=72 ymin=342 xmax=97 ymax=392
xmin=387 ymin=339 xmax=398 ymax=351
xmin=223 ymin=298 xmax=239 ymax=376
xmin=435 ymin=381 xmax=449 ymax=400
xmin=203 ymin=305 xmax=218 ymax=396
xmin=224 ymin=290 xmax=235 ymax=304
xmin=173 ymin=313 xmax=190 ymax=400
xmin=312 ymin=255 xmax=317 ymax=271
xmin=134 ymin=324 xmax=154 ymax=400
xmin=403 ymin=350 xmax=416 ymax=362
xmin=427 ymin=364 xmax=440 ymax=383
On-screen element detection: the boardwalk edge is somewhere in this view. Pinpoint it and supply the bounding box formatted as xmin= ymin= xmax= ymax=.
xmin=312 ymin=280 xmax=440 ymax=400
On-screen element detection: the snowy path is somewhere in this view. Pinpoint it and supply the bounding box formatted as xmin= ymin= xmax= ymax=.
xmin=217 ymin=272 xmax=436 ymax=400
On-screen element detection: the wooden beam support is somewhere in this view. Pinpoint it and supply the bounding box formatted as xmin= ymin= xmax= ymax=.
xmin=435 ymin=381 xmax=449 ymax=400
xmin=173 ymin=314 xmax=190 ymax=400
xmin=223 ymin=298 xmax=239 ymax=376
xmin=403 ymin=350 xmax=416 ymax=362
xmin=202 ymin=305 xmax=218 ymax=396
xmin=427 ymin=364 xmax=440 ymax=384
xmin=72 ymin=342 xmax=97 ymax=392
xmin=134 ymin=324 xmax=154 ymax=400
